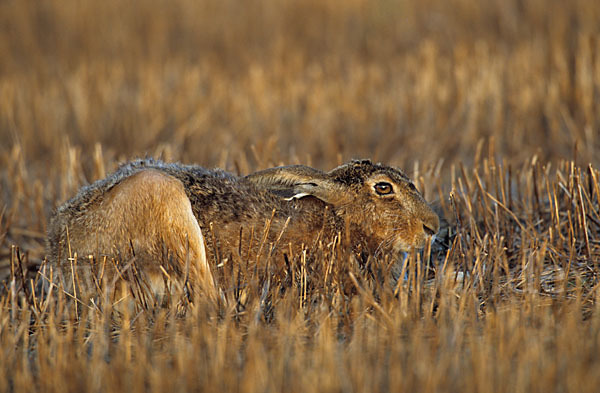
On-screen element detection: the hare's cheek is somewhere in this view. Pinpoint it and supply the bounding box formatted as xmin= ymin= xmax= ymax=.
xmin=391 ymin=228 xmax=412 ymax=252
xmin=393 ymin=238 xmax=414 ymax=253
xmin=403 ymin=221 xmax=427 ymax=249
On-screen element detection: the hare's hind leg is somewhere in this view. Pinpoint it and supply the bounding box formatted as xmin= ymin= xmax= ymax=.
xmin=103 ymin=169 xmax=216 ymax=300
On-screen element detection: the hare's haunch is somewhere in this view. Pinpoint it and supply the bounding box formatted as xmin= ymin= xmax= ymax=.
xmin=47 ymin=159 xmax=439 ymax=298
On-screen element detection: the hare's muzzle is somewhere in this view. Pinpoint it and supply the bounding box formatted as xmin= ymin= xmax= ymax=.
xmin=393 ymin=211 xmax=440 ymax=253
xmin=422 ymin=213 xmax=440 ymax=238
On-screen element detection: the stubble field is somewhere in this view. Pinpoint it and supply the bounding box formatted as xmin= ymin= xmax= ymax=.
xmin=1 ymin=0 xmax=600 ymax=392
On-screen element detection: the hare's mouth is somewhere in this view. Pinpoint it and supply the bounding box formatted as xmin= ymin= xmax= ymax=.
xmin=422 ymin=223 xmax=438 ymax=246
xmin=392 ymin=227 xmax=437 ymax=253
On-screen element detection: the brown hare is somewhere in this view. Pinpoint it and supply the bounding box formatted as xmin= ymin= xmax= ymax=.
xmin=46 ymin=158 xmax=439 ymax=302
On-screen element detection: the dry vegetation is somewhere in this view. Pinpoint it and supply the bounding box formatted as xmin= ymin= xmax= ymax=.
xmin=1 ymin=0 xmax=600 ymax=391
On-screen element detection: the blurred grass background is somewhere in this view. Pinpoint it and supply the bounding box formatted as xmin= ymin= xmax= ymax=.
xmin=1 ymin=0 xmax=600 ymax=392
xmin=1 ymin=0 xmax=599 ymax=171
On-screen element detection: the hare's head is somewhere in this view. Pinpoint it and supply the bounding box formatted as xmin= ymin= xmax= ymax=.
xmin=246 ymin=159 xmax=439 ymax=255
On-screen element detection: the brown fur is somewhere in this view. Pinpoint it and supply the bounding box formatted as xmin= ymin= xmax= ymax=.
xmin=47 ymin=158 xmax=439 ymax=301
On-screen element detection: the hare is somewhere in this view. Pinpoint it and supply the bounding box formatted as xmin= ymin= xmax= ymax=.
xmin=46 ymin=158 xmax=439 ymax=302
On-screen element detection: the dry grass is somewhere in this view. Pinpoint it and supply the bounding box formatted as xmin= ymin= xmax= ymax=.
xmin=1 ymin=0 xmax=600 ymax=391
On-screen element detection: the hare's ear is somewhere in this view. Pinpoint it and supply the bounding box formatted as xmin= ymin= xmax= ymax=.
xmin=245 ymin=165 xmax=344 ymax=205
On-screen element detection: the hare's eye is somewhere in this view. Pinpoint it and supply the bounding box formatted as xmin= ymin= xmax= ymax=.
xmin=374 ymin=182 xmax=393 ymax=195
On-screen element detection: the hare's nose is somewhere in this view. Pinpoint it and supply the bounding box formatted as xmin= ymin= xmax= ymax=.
xmin=422 ymin=215 xmax=440 ymax=237
xmin=423 ymin=223 xmax=437 ymax=236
